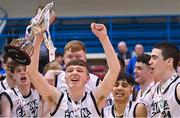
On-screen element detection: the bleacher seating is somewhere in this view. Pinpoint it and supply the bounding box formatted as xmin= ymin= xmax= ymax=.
xmin=1 ymin=16 xmax=180 ymax=54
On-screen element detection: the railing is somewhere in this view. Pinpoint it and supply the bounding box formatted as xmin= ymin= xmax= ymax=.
xmin=0 ymin=6 xmax=8 ymax=53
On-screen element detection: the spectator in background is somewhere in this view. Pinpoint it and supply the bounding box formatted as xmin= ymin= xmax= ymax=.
xmin=126 ymin=44 xmax=144 ymax=80
xmin=55 ymin=52 xmax=64 ymax=69
xmin=117 ymin=41 xmax=132 ymax=66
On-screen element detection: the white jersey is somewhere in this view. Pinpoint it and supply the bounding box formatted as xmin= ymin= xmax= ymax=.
xmin=56 ymin=71 xmax=100 ymax=92
xmin=150 ymin=73 xmax=180 ymax=117
xmin=0 ymin=79 xmax=11 ymax=93
xmin=50 ymin=91 xmax=101 ymax=117
xmin=102 ymin=104 xmax=123 ymax=118
xmin=0 ymin=78 xmax=12 ymax=116
xmin=124 ymin=82 xmax=155 ymax=117
xmin=1 ymin=87 xmax=41 ymax=117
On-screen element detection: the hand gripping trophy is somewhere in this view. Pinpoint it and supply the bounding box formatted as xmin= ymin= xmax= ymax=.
xmin=4 ymin=1 xmax=56 ymax=65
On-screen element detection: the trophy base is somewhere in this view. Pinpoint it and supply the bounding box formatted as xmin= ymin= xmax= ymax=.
xmin=4 ymin=45 xmax=31 ymax=65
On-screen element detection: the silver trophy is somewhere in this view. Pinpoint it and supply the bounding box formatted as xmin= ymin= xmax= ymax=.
xmin=4 ymin=2 xmax=56 ymax=65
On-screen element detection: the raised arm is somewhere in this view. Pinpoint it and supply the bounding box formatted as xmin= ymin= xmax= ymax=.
xmin=91 ymin=23 xmax=120 ymax=108
xmin=26 ymin=33 xmax=61 ymax=109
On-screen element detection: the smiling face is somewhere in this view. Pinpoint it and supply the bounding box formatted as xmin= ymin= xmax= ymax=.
xmin=65 ymin=59 xmax=89 ymax=90
xmin=134 ymin=62 xmax=151 ymax=84
xmin=149 ymin=49 xmax=167 ymax=82
xmin=13 ymin=65 xmax=30 ymax=86
xmin=64 ymin=50 xmax=86 ymax=66
xmin=63 ymin=40 xmax=87 ymax=66
xmin=112 ymin=80 xmax=132 ymax=102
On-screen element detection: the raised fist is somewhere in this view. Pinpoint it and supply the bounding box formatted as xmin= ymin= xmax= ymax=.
xmin=91 ymin=23 xmax=108 ymax=40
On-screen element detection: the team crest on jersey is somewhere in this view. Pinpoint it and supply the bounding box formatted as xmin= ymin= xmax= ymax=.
xmin=65 ymin=108 xmax=91 ymax=118
xmin=151 ymin=100 xmax=171 ymax=117
xmin=16 ymin=99 xmax=38 ymax=117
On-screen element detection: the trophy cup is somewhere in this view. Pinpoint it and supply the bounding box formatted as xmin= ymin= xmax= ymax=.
xmin=4 ymin=2 xmax=56 ymax=65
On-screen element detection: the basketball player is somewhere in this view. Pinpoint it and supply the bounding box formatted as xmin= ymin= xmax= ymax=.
xmin=0 ymin=54 xmax=17 ymax=92
xmin=56 ymin=40 xmax=101 ymax=93
xmin=0 ymin=54 xmax=17 ymax=116
xmin=133 ymin=43 xmax=180 ymax=117
xmin=124 ymin=54 xmax=154 ymax=117
xmin=1 ymin=64 xmax=42 ymax=117
xmin=148 ymin=42 xmax=180 ymax=117
xmin=26 ymin=23 xmax=120 ymax=117
xmin=102 ymin=73 xmax=133 ymax=117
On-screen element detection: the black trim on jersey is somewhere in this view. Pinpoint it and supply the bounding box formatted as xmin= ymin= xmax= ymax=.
xmin=132 ymin=87 xmax=138 ymax=101
xmin=1 ymin=80 xmax=6 ymax=90
xmin=0 ymin=92 xmax=13 ymax=110
xmin=133 ymin=103 xmax=146 ymax=117
xmin=129 ymin=101 xmax=132 ymax=111
xmin=67 ymin=92 xmax=87 ymax=104
xmin=90 ymin=91 xmax=101 ymax=116
xmin=67 ymin=93 xmax=71 ymax=103
xmin=96 ymin=78 xmax=101 ymax=86
xmin=23 ymin=89 xmax=32 ymax=98
xmin=12 ymin=88 xmax=18 ymax=96
xmin=111 ymin=105 xmax=115 ymax=117
xmin=175 ymin=82 xmax=180 ymax=105
xmin=157 ymin=85 xmax=159 ymax=94
xmin=133 ymin=103 xmax=138 ymax=117
xmin=145 ymin=88 xmax=151 ymax=95
xmin=54 ymin=75 xmax=58 ymax=87
xmin=81 ymin=92 xmax=87 ymax=103
xmin=163 ymin=76 xmax=179 ymax=94
xmin=101 ymin=108 xmax=104 ymax=117
xmin=50 ymin=92 xmax=64 ymax=116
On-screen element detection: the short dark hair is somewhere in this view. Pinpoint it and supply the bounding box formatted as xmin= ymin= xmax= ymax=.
xmin=55 ymin=52 xmax=63 ymax=58
xmin=117 ymin=55 xmax=125 ymax=69
xmin=136 ymin=54 xmax=151 ymax=65
xmin=117 ymin=73 xmax=134 ymax=86
xmin=65 ymin=59 xmax=89 ymax=75
xmin=154 ymin=42 xmax=179 ymax=69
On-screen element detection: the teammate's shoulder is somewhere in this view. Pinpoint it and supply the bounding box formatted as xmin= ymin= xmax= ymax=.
xmin=89 ymin=73 xmax=98 ymax=79
xmin=57 ymin=71 xmax=65 ymax=79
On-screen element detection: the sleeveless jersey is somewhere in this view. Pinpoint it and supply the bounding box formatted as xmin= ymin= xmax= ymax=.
xmin=102 ymin=104 xmax=123 ymax=118
xmin=124 ymin=82 xmax=155 ymax=117
xmin=56 ymin=71 xmax=100 ymax=92
xmin=150 ymin=73 xmax=180 ymax=117
xmin=50 ymin=91 xmax=101 ymax=117
xmin=0 ymin=78 xmax=12 ymax=116
xmin=0 ymin=79 xmax=11 ymax=93
xmin=1 ymin=88 xmax=41 ymax=117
